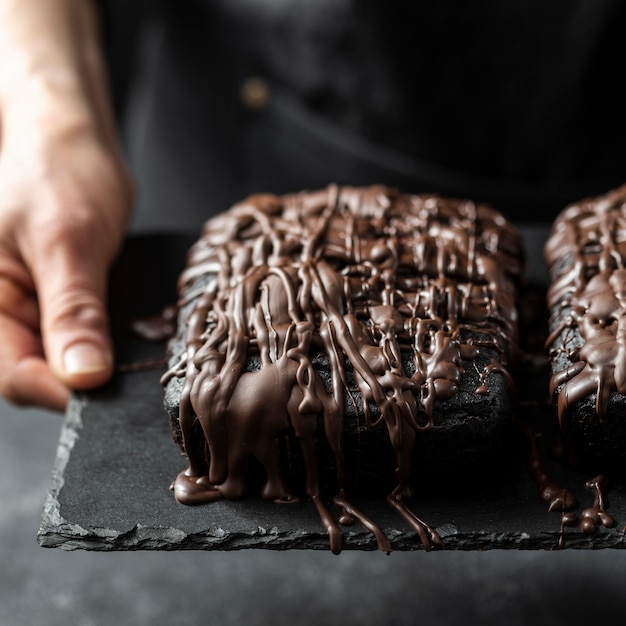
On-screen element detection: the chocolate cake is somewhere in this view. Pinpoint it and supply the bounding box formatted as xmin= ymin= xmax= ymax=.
xmin=162 ymin=185 xmax=523 ymax=552
xmin=546 ymin=184 xmax=626 ymax=472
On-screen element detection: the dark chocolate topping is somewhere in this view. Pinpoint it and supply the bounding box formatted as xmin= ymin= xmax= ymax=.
xmin=164 ymin=185 xmax=523 ymax=552
xmin=545 ymin=184 xmax=626 ymax=425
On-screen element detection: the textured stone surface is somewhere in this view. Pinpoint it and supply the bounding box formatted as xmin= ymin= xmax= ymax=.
xmin=38 ymin=231 xmax=626 ymax=552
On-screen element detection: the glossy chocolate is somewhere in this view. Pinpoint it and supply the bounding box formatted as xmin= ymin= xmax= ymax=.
xmin=163 ymin=185 xmax=523 ymax=552
xmin=545 ymin=184 xmax=626 ymax=425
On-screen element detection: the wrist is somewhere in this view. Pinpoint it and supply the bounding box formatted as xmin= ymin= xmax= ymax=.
xmin=0 ymin=0 xmax=112 ymax=145
xmin=1 ymin=73 xmax=95 ymax=138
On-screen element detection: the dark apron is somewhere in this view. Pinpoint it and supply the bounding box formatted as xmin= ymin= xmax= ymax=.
xmin=101 ymin=0 xmax=626 ymax=231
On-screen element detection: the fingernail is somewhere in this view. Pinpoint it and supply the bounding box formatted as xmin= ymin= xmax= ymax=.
xmin=63 ymin=342 xmax=110 ymax=375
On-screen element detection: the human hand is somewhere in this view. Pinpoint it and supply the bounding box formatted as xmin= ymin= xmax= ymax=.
xmin=0 ymin=124 xmax=132 ymax=411
xmin=0 ymin=0 xmax=133 ymax=411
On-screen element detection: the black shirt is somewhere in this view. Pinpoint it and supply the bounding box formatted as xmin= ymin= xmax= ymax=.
xmin=100 ymin=0 xmax=626 ymax=229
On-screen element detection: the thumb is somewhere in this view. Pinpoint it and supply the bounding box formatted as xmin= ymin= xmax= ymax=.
xmin=33 ymin=242 xmax=114 ymax=390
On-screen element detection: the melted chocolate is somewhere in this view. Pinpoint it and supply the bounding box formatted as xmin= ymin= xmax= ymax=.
xmin=542 ymin=187 xmax=626 ymax=546
xmin=545 ymin=184 xmax=626 ymax=425
xmin=580 ymin=474 xmax=615 ymax=534
xmin=163 ymin=185 xmax=523 ymax=552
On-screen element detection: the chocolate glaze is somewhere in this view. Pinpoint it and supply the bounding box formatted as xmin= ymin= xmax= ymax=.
xmin=163 ymin=185 xmax=523 ymax=552
xmin=545 ymin=185 xmax=626 ymax=424
xmin=580 ymin=475 xmax=615 ymax=535
xmin=514 ymin=414 xmax=580 ymax=548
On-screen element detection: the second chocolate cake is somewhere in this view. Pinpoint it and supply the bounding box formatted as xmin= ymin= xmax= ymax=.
xmin=162 ymin=185 xmax=523 ymax=551
xmin=546 ymin=184 xmax=626 ymax=473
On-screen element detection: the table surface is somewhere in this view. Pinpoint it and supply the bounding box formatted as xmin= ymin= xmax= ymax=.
xmin=37 ymin=229 xmax=626 ymax=552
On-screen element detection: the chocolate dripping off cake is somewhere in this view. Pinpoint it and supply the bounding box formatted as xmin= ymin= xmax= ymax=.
xmin=546 ymin=184 xmax=626 ymax=472
xmin=161 ymin=185 xmax=523 ymax=553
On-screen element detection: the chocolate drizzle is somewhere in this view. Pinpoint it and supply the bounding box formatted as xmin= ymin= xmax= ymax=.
xmin=163 ymin=185 xmax=523 ymax=552
xmin=545 ymin=185 xmax=626 ymax=425
xmin=580 ymin=475 xmax=615 ymax=534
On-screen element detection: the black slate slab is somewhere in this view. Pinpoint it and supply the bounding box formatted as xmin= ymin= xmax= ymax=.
xmin=38 ymin=230 xmax=626 ymax=551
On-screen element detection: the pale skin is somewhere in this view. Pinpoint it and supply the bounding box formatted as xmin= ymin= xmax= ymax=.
xmin=0 ymin=0 xmax=132 ymax=410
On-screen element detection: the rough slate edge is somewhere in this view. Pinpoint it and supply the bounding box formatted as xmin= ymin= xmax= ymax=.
xmin=37 ymin=229 xmax=626 ymax=552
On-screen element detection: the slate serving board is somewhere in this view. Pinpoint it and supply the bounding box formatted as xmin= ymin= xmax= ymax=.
xmin=37 ymin=230 xmax=626 ymax=551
